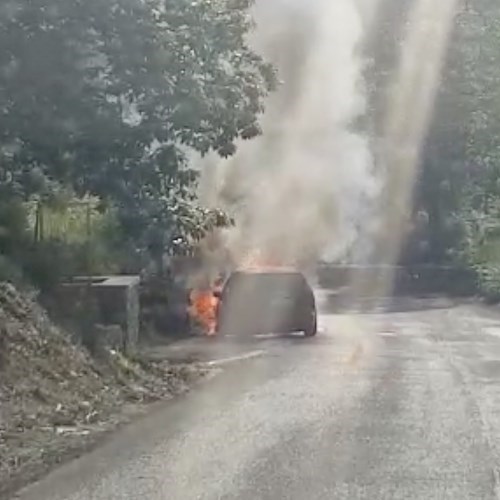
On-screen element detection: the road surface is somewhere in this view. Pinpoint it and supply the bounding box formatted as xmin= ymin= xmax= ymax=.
xmin=15 ymin=293 xmax=500 ymax=499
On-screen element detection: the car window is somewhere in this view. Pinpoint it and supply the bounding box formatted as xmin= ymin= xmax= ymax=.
xmin=224 ymin=273 xmax=307 ymax=296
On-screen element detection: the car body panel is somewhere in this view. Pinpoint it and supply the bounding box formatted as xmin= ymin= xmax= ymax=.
xmin=216 ymin=270 xmax=316 ymax=336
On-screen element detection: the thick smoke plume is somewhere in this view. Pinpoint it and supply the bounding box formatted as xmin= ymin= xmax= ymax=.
xmin=199 ymin=0 xmax=378 ymax=269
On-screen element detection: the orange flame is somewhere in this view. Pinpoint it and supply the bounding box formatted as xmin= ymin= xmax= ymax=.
xmin=188 ymin=279 xmax=222 ymax=336
xmin=186 ymin=248 xmax=296 ymax=336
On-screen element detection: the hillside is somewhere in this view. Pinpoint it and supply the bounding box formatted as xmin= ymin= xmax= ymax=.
xmin=0 ymin=282 xmax=203 ymax=498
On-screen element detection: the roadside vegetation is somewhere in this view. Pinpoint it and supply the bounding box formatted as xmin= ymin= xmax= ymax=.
xmin=0 ymin=0 xmax=276 ymax=290
xmin=2 ymin=0 xmax=500 ymax=305
xmin=0 ymin=282 xmax=207 ymax=498
xmin=414 ymin=0 xmax=500 ymax=300
xmin=0 ymin=0 xmax=274 ymax=495
xmin=369 ymin=0 xmax=500 ymax=299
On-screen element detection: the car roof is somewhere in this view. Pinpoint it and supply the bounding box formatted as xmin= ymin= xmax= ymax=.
xmin=232 ymin=267 xmax=301 ymax=275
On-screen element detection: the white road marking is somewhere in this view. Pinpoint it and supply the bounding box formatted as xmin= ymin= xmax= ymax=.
xmin=203 ymin=350 xmax=266 ymax=367
xmin=378 ymin=331 xmax=397 ymax=337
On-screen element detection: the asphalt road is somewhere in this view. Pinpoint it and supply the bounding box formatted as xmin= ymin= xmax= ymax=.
xmin=15 ymin=292 xmax=500 ymax=500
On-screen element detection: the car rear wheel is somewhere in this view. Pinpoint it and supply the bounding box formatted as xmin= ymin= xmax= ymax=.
xmin=304 ymin=310 xmax=317 ymax=337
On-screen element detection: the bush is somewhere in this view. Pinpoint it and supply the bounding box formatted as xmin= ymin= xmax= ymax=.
xmin=474 ymin=264 xmax=500 ymax=302
xmin=22 ymin=240 xmax=78 ymax=291
xmin=0 ymin=254 xmax=24 ymax=285
xmin=0 ymin=199 xmax=30 ymax=254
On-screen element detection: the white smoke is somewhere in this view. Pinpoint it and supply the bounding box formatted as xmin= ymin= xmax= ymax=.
xmin=199 ymin=0 xmax=379 ymax=268
xmin=371 ymin=0 xmax=458 ymax=269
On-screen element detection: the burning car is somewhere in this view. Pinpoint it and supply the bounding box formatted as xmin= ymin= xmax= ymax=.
xmin=215 ymin=268 xmax=317 ymax=337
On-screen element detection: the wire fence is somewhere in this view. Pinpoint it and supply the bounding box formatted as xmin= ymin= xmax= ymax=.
xmin=26 ymin=197 xmax=103 ymax=245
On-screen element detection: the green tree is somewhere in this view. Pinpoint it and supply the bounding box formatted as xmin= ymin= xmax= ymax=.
xmin=0 ymin=0 xmax=276 ymax=268
xmin=411 ymin=0 xmax=500 ymax=294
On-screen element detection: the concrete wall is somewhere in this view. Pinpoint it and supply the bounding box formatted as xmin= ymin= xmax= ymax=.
xmin=56 ymin=276 xmax=140 ymax=353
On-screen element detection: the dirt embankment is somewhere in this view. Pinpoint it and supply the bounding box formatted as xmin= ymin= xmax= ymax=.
xmin=0 ymin=283 xmax=207 ymax=499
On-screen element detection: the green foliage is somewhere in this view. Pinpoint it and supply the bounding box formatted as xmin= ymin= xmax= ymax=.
xmin=404 ymin=1 xmax=500 ymax=279
xmin=0 ymin=199 xmax=30 ymax=286
xmin=0 ymin=195 xmax=125 ymax=289
xmin=0 ymin=199 xmax=30 ymax=255
xmin=370 ymin=1 xmax=500 ymax=296
xmin=419 ymin=1 xmax=500 ymax=296
xmin=0 ymin=0 xmax=275 ymax=283
xmin=23 ymin=241 xmax=78 ymax=291
xmin=448 ymin=1 xmax=500 ymax=297
xmin=0 ymin=255 xmax=24 ymax=285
